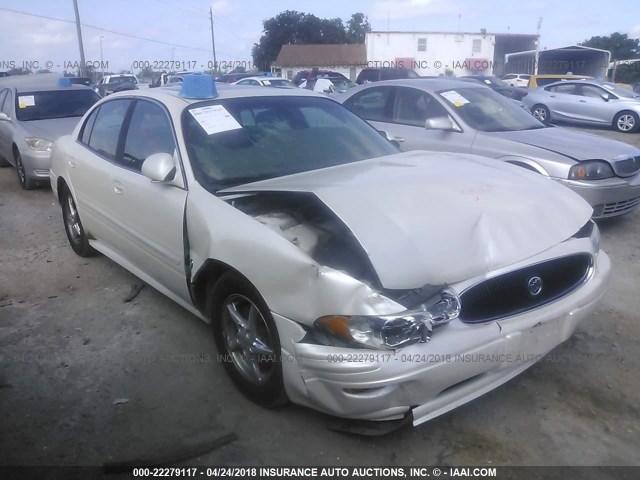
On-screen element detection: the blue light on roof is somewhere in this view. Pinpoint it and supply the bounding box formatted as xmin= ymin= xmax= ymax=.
xmin=263 ymin=72 xmax=272 ymax=77
xmin=58 ymin=77 xmax=72 ymax=88
xmin=179 ymin=74 xmax=218 ymax=99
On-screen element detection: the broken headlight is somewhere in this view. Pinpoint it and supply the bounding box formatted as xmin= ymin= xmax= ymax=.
xmin=591 ymin=222 xmax=600 ymax=253
xmin=313 ymin=288 xmax=461 ymax=350
xmin=573 ymin=220 xmax=600 ymax=254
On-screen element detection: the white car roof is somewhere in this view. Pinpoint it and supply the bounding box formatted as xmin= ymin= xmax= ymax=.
xmin=102 ymin=81 xmax=328 ymax=114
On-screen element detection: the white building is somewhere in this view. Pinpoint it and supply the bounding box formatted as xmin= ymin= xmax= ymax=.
xmin=366 ymin=31 xmax=538 ymax=77
xmin=271 ymin=44 xmax=366 ymax=81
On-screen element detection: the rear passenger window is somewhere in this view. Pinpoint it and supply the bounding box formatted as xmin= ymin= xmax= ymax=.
xmin=80 ymin=107 xmax=100 ymax=145
xmin=344 ymin=87 xmax=392 ymax=122
xmin=121 ymin=100 xmax=175 ymax=172
xmin=87 ymin=99 xmax=130 ymax=160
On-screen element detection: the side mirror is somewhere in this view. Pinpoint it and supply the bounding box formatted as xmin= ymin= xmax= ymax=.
xmin=425 ymin=116 xmax=457 ymax=131
xmin=0 ymin=112 xmax=10 ymax=121
xmin=141 ymin=152 xmax=176 ymax=183
xmin=600 ymin=93 xmax=610 ymax=102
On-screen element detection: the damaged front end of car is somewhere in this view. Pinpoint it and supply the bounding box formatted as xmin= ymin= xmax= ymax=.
xmin=225 ymin=190 xmax=463 ymax=349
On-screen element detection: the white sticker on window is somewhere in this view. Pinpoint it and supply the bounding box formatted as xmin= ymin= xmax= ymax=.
xmin=440 ymin=90 xmax=470 ymax=107
xmin=18 ymin=95 xmax=36 ymax=108
xmin=189 ymin=105 xmax=242 ymax=135
xmin=263 ymin=80 xmax=271 ymax=85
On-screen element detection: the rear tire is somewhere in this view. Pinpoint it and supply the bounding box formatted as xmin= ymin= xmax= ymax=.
xmin=613 ymin=111 xmax=640 ymax=133
xmin=207 ymin=272 xmax=288 ymax=408
xmin=61 ymin=185 xmax=97 ymax=257
xmin=531 ymin=104 xmax=551 ymax=125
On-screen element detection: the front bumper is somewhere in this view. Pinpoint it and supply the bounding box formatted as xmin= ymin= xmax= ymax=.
xmin=557 ymin=176 xmax=640 ymax=218
xmin=274 ymin=251 xmax=611 ymax=426
xmin=21 ymin=149 xmax=52 ymax=181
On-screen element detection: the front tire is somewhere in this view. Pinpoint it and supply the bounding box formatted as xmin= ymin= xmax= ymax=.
xmin=14 ymin=149 xmax=35 ymax=190
xmin=531 ymin=104 xmax=551 ymax=124
xmin=207 ymin=272 xmax=288 ymax=408
xmin=61 ymin=185 xmax=97 ymax=257
xmin=613 ymin=111 xmax=640 ymax=133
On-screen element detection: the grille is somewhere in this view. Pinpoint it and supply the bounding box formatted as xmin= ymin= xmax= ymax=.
xmin=612 ymin=155 xmax=640 ymax=177
xmin=459 ymin=253 xmax=593 ymax=324
xmin=601 ymin=196 xmax=640 ymax=217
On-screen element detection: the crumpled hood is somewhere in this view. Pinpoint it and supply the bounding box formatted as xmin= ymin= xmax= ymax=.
xmin=484 ymin=126 xmax=640 ymax=162
xmin=220 ymin=151 xmax=593 ymax=289
xmin=19 ymin=117 xmax=82 ymax=141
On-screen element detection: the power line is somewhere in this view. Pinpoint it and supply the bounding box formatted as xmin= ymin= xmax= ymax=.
xmin=0 ymin=6 xmax=209 ymax=52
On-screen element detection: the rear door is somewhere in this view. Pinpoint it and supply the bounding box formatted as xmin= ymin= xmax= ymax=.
xmin=545 ymin=83 xmax=580 ymax=120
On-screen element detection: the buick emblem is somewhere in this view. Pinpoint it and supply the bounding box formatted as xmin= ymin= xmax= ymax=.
xmin=527 ymin=276 xmax=543 ymax=296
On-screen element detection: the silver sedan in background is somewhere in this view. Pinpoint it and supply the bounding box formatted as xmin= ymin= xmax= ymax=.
xmin=337 ymin=79 xmax=640 ymax=218
xmin=0 ymin=75 xmax=99 ymax=189
xmin=522 ymin=80 xmax=640 ymax=133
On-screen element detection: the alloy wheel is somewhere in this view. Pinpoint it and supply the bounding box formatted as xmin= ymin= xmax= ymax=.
xmin=221 ymin=294 xmax=275 ymax=386
xmin=65 ymin=195 xmax=82 ymax=245
xmin=617 ymin=114 xmax=636 ymax=132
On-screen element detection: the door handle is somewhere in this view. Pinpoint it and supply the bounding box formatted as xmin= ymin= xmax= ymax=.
xmin=579 ymin=100 xmax=586 ymax=103
xmin=112 ymin=180 xmax=123 ymax=195
xmin=550 ymin=95 xmax=556 ymax=98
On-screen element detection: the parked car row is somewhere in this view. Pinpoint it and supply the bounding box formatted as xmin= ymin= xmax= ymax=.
xmin=336 ymin=79 xmax=640 ymax=217
xmin=0 ymin=73 xmax=630 ymax=428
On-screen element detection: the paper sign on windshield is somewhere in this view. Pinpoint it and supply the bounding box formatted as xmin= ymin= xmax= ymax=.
xmin=441 ymin=90 xmax=470 ymax=107
xmin=189 ymin=105 xmax=242 ymax=135
xmin=18 ymin=95 xmax=36 ymax=108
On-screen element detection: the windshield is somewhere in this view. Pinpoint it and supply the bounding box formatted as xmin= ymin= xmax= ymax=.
xmin=109 ymin=76 xmax=137 ymax=84
xmin=438 ymin=87 xmax=545 ymax=132
xmin=485 ymin=76 xmax=508 ymax=87
xmin=183 ymin=96 xmax=399 ymax=192
xmin=15 ymin=89 xmax=100 ymax=121
xmin=265 ymin=79 xmax=293 ymax=87
xmin=329 ymin=79 xmax=356 ymax=92
xmin=601 ymin=82 xmax=640 ymax=98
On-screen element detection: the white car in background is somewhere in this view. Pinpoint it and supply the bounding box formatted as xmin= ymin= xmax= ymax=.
xmin=49 ymin=75 xmax=610 ymax=426
xmin=233 ymin=76 xmax=295 ymax=88
xmin=502 ymin=73 xmax=531 ymax=88
xmin=299 ymin=76 xmax=356 ymax=94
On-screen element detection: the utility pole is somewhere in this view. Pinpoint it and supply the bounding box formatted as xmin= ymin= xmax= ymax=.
xmin=535 ymin=17 xmax=543 ymax=75
xmin=72 ymin=0 xmax=87 ymax=77
xmin=209 ymin=7 xmax=217 ymax=73
xmin=99 ymin=35 xmax=104 ymax=79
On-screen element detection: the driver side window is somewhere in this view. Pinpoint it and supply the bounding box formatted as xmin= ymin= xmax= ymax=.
xmin=393 ymin=87 xmax=449 ymax=127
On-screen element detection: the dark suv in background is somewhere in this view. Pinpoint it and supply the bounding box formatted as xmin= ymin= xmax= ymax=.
xmin=356 ymin=67 xmax=419 ymax=84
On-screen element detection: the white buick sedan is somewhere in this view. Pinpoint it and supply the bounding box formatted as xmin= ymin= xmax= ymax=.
xmin=50 ymin=75 xmax=610 ymax=426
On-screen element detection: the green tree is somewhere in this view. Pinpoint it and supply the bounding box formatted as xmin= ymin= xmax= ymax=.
xmin=252 ymin=11 xmax=369 ymax=71
xmin=581 ymin=33 xmax=640 ymax=82
xmin=580 ymin=32 xmax=640 ymax=60
xmin=346 ymin=13 xmax=371 ymax=44
xmin=7 ymin=67 xmax=32 ymax=76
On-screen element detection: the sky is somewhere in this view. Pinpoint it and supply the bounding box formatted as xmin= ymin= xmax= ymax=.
xmin=0 ymin=0 xmax=639 ymax=74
